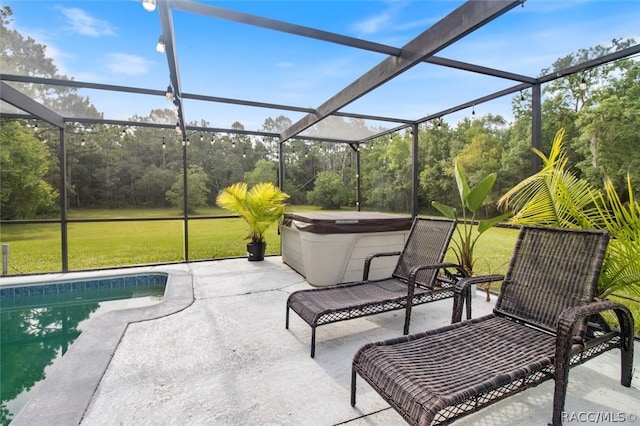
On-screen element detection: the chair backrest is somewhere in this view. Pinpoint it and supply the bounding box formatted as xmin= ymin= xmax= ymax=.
xmin=495 ymin=225 xmax=609 ymax=332
xmin=392 ymin=217 xmax=456 ymax=288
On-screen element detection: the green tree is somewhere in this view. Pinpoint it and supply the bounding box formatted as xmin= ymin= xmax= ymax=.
xmin=516 ymin=38 xmax=640 ymax=173
xmin=362 ymin=132 xmax=412 ymax=212
xmin=417 ymin=123 xmax=456 ymax=211
xmin=307 ymin=171 xmax=350 ymax=209
xmin=454 ymin=134 xmax=504 ymax=215
xmin=500 ymin=112 xmax=534 ymax=191
xmin=575 ymin=54 xmax=640 ymax=197
xmin=244 ymin=159 xmax=278 ymax=187
xmin=135 ymin=165 xmax=174 ymax=207
xmin=165 ymin=165 xmax=210 ymax=213
xmin=361 ymin=137 xmax=395 ymax=210
xmin=0 ymin=121 xmax=57 ymax=219
xmin=0 ymin=6 xmax=57 ymax=80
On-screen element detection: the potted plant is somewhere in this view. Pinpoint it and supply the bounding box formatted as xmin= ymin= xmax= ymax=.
xmin=216 ymin=182 xmax=289 ymax=261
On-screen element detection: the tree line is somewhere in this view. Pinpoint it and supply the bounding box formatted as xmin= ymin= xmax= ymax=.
xmin=1 ymin=6 xmax=638 ymax=219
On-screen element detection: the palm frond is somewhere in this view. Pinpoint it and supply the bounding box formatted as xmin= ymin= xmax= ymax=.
xmin=498 ymin=129 xmax=597 ymax=228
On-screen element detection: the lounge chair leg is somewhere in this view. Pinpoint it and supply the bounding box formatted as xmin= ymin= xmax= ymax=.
xmin=404 ymin=302 xmax=413 ymax=335
xmin=285 ymin=305 xmax=290 ymax=329
xmin=311 ymin=326 xmax=316 ymax=358
xmin=552 ymin=341 xmax=572 ymax=426
xmin=451 ymin=294 xmax=463 ymax=323
xmin=615 ymin=307 xmax=634 ymax=387
xmin=621 ymin=345 xmax=634 ymax=387
xmin=465 ymin=289 xmax=472 ymax=320
xmin=350 ymin=368 xmax=357 ymax=406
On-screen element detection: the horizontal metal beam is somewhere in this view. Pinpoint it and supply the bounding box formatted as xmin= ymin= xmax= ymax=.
xmin=426 ymin=56 xmax=535 ymax=84
xmin=0 ymin=74 xmax=165 ymax=97
xmin=72 ymin=117 xmax=176 ymax=130
xmin=179 ymin=93 xmax=411 ymax=124
xmin=186 ymin=125 xmax=355 ymax=144
xmin=1 ymin=74 xmax=409 ymax=125
xmin=331 ymin=110 xmax=414 ymax=124
xmin=281 ymin=0 xmax=523 ymax=142
xmin=538 ymin=43 xmax=640 ymax=84
xmin=417 ymin=82 xmax=531 ymax=122
xmin=0 ymin=81 xmax=65 ymax=128
xmin=68 ymin=118 xmax=359 ymax=144
xmin=168 ymin=0 xmax=400 ymax=56
xmin=360 ymin=123 xmax=414 ymax=144
xmin=361 ymin=81 xmax=532 ymax=143
xmin=184 ymin=92 xmax=315 ymax=114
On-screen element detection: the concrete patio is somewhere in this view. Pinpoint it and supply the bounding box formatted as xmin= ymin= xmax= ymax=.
xmin=9 ymin=257 xmax=640 ymax=425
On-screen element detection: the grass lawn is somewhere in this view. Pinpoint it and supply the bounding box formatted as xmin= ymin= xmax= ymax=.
xmin=1 ymin=207 xmax=637 ymax=333
xmin=0 ymin=207 xmax=516 ymax=274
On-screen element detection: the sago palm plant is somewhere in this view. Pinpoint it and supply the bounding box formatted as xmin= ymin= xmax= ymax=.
xmin=216 ymin=182 xmax=289 ymax=244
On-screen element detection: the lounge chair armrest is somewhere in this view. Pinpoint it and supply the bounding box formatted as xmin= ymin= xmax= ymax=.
xmin=556 ymin=299 xmax=635 ymax=352
xmin=407 ymin=262 xmax=468 ymax=285
xmin=363 ymin=251 xmax=402 ymax=280
xmin=453 ymin=274 xmax=504 ymax=295
xmin=552 ymin=300 xmax=635 ymax=424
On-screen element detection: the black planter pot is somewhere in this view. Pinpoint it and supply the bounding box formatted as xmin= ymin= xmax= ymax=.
xmin=246 ymin=242 xmax=266 ymax=261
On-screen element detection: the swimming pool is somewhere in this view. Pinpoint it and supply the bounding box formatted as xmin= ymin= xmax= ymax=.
xmin=0 ymin=273 xmax=167 ymax=425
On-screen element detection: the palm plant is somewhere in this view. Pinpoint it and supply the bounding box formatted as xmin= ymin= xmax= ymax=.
xmin=590 ymin=175 xmax=640 ymax=299
xmin=216 ymin=182 xmax=289 ymax=245
xmin=498 ymin=129 xmax=640 ymax=300
xmin=498 ymin=129 xmax=598 ymax=229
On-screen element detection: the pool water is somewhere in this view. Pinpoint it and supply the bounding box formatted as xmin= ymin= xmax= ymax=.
xmin=0 ymin=274 xmax=167 ymax=425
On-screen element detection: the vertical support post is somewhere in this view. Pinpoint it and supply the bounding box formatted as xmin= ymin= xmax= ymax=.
xmin=354 ymin=144 xmax=361 ymax=211
xmin=411 ymin=124 xmax=419 ymax=218
xmin=278 ymin=140 xmax=285 ymax=190
xmin=2 ymin=244 xmax=8 ymax=275
xmin=278 ymin=139 xmax=285 ymax=255
xmin=182 ymin=138 xmax=189 ymax=261
xmin=59 ymin=127 xmax=69 ymax=272
xmin=531 ymin=82 xmax=542 ymax=173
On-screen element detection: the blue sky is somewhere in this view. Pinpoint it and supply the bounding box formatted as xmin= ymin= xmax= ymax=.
xmin=5 ymin=0 xmax=640 ymax=137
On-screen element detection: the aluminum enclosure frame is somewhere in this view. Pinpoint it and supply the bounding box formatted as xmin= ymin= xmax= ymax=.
xmin=1 ymin=0 xmax=639 ymax=272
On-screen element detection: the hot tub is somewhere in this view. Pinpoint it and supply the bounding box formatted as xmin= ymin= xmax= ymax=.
xmin=280 ymin=212 xmax=413 ymax=287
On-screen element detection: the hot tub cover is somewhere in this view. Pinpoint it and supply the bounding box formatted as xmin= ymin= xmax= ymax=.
xmin=282 ymin=212 xmax=413 ymax=234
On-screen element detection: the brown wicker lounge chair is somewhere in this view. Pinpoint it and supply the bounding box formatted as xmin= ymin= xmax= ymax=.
xmin=286 ymin=217 xmax=469 ymax=358
xmin=351 ymin=225 xmax=635 ymax=426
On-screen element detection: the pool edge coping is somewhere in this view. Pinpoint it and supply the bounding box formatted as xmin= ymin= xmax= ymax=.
xmin=7 ymin=265 xmax=195 ymax=426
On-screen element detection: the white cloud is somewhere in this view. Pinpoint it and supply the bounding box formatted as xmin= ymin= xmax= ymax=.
xmin=352 ymin=11 xmax=393 ymax=36
xmin=59 ymin=7 xmax=116 ymax=37
xmin=105 ymin=53 xmax=152 ymax=75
